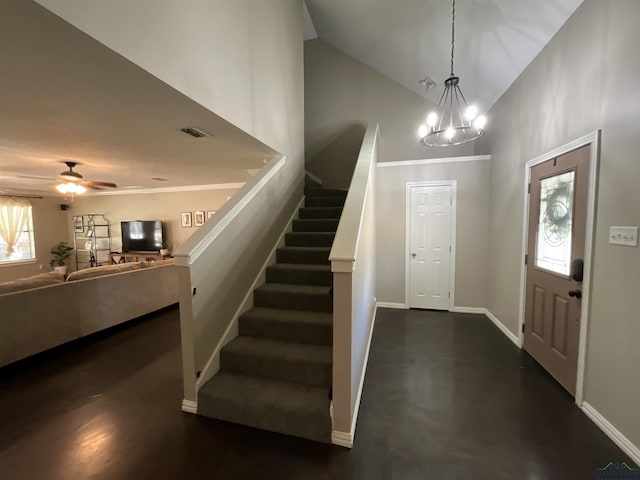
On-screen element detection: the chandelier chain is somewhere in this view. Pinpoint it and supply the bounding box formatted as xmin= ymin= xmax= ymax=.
xmin=450 ymin=0 xmax=456 ymax=76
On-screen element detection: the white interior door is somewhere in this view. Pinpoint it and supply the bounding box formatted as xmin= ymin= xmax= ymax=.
xmin=409 ymin=185 xmax=453 ymax=310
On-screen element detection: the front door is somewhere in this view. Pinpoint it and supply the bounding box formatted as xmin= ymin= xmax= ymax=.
xmin=524 ymin=145 xmax=590 ymax=395
xmin=409 ymin=184 xmax=453 ymax=310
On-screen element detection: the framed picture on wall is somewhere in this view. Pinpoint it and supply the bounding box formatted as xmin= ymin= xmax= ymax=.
xmin=73 ymin=216 xmax=84 ymax=233
xmin=181 ymin=212 xmax=192 ymax=228
xmin=193 ymin=211 xmax=205 ymax=227
xmin=207 ymin=210 xmax=216 ymax=219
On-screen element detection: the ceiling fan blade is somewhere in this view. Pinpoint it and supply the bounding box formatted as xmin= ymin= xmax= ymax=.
xmin=83 ymin=180 xmax=117 ymax=189
xmin=15 ymin=174 xmax=58 ymax=181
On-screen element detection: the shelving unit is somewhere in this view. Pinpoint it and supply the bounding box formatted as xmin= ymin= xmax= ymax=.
xmin=73 ymin=214 xmax=112 ymax=270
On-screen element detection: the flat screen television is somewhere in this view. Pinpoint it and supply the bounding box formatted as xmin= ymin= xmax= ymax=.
xmin=121 ymin=221 xmax=164 ymax=252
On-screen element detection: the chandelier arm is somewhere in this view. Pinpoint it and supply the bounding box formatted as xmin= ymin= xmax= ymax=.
xmin=453 ymin=86 xmax=466 ymax=127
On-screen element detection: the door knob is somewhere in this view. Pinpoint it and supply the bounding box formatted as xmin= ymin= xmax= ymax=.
xmin=411 ymin=253 xmax=416 ymax=258
xmin=568 ymin=289 xmax=582 ymax=299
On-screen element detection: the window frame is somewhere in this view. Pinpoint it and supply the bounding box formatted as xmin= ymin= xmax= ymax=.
xmin=0 ymin=205 xmax=37 ymax=267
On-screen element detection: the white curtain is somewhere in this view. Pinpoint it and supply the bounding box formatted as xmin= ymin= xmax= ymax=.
xmin=0 ymin=197 xmax=31 ymax=256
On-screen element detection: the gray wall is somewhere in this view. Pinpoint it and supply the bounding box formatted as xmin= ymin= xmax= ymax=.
xmin=304 ymin=39 xmax=474 ymax=183
xmin=376 ymin=160 xmax=490 ymax=308
xmin=484 ymin=0 xmax=640 ymax=451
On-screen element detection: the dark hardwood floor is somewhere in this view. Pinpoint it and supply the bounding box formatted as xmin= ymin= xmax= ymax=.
xmin=0 ymin=306 xmax=635 ymax=479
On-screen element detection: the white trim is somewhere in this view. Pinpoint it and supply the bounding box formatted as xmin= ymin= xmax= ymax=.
xmin=451 ymin=306 xmax=486 ymax=314
xmin=376 ymin=302 xmax=408 ymax=309
xmin=377 ymin=155 xmax=491 ymax=168
xmin=174 ymin=156 xmax=286 ymax=266
xmin=405 ymin=181 xmax=457 ymax=310
xmin=484 ymin=309 xmax=520 ymax=347
xmin=304 ymin=170 xmax=323 ymax=186
xmin=194 ymin=196 xmax=304 ymax=391
xmin=331 ymin=430 xmax=353 ymax=448
xmin=332 ymin=303 xmax=378 ymax=449
xmin=582 ymin=402 xmax=640 ymax=466
xmin=518 ymin=130 xmax=600 ymax=406
xmin=93 ymin=182 xmax=245 ymax=196
xmin=181 ymin=399 xmax=198 ymax=414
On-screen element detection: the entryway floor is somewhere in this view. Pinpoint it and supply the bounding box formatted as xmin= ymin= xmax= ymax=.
xmin=0 ymin=306 xmax=635 ymax=479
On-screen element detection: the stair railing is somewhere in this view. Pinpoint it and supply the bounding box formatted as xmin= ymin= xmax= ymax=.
xmin=173 ymin=154 xmax=302 ymax=412
xmin=329 ymin=123 xmax=379 ymax=447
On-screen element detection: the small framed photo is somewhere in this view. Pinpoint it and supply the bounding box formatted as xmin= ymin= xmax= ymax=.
xmin=74 ymin=216 xmax=84 ymax=233
xmin=207 ymin=210 xmax=216 ymax=219
xmin=181 ymin=212 xmax=192 ymax=228
xmin=193 ymin=211 xmax=205 ymax=227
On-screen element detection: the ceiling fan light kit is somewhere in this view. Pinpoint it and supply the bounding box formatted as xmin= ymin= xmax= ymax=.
xmin=419 ymin=0 xmax=487 ymax=147
xmin=53 ymin=161 xmax=117 ymax=196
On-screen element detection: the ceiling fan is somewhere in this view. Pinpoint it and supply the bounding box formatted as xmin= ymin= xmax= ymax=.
xmin=52 ymin=161 xmax=117 ymax=195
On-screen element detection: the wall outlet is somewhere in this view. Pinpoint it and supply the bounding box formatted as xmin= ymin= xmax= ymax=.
xmin=609 ymin=226 xmax=638 ymax=247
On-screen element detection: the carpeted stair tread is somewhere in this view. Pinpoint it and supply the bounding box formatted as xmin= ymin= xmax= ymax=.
xmin=285 ymin=232 xmax=335 ymax=247
xmin=293 ymin=219 xmax=339 ymax=232
xmin=221 ymin=336 xmax=332 ymax=387
xmin=276 ymin=246 xmax=331 ymax=265
xmin=240 ymin=307 xmax=332 ymax=345
xmin=298 ymin=207 xmax=343 ymax=219
xmin=254 ymin=282 xmax=332 ymax=312
xmin=198 ymin=372 xmax=331 ymax=443
xmin=305 ymin=196 xmax=346 ymax=208
xmin=266 ymin=263 xmax=332 ymax=286
xmin=305 ymin=187 xmax=348 ymax=197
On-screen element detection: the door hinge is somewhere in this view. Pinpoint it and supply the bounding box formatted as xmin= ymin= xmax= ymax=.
xmin=524 ymin=254 xmax=528 ymax=265
xmin=522 ymin=323 xmax=525 ymax=333
xmin=448 ymin=292 xmax=451 ymax=298
xmin=527 ymin=183 xmax=531 ymax=194
xmin=450 ymin=198 xmax=453 ymax=206
xmin=449 ymin=245 xmax=452 ymax=253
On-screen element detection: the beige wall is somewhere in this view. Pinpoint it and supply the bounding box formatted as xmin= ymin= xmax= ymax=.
xmin=0 ymin=196 xmax=70 ymax=283
xmin=376 ymin=159 xmax=490 ymax=308
xmin=484 ymin=0 xmax=640 ymax=452
xmin=70 ymin=188 xmax=240 ymax=254
xmin=304 ymin=39 xmax=475 ymax=184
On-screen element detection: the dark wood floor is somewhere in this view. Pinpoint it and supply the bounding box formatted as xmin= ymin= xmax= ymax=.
xmin=0 ymin=306 xmax=635 ymax=479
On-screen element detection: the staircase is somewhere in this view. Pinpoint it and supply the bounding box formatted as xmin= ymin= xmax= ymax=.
xmin=198 ymin=185 xmax=347 ymax=443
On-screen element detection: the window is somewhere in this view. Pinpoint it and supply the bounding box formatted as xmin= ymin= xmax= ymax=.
xmin=0 ymin=198 xmax=36 ymax=265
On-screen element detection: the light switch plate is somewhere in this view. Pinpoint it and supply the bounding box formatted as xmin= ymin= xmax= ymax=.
xmin=609 ymin=226 xmax=638 ymax=247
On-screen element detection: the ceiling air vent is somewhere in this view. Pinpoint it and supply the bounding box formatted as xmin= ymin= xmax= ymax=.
xmin=180 ymin=127 xmax=212 ymax=138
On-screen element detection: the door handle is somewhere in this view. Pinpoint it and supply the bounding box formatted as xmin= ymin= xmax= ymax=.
xmin=568 ymin=289 xmax=582 ymax=299
xmin=411 ymin=253 xmax=416 ymax=258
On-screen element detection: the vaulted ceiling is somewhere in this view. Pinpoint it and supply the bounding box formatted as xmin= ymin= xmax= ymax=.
xmin=305 ymin=0 xmax=584 ymax=112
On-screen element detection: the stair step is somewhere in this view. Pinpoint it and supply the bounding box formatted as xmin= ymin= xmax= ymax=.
xmin=293 ymin=219 xmax=339 ymax=232
xmin=198 ymin=372 xmax=331 ymax=443
xmin=305 ymin=196 xmax=346 ymax=208
xmin=221 ymin=336 xmax=332 ymax=387
xmin=266 ymin=263 xmax=332 ymax=286
xmin=276 ymin=246 xmax=330 ymax=265
xmin=304 ymin=174 xmax=323 ymax=189
xmin=305 ymin=187 xmax=348 ymax=197
xmin=285 ymin=232 xmax=335 ymax=247
xmin=239 ymin=307 xmax=332 ymax=345
xmin=254 ymin=283 xmax=332 ymax=312
xmin=298 ymin=207 xmax=343 ymax=219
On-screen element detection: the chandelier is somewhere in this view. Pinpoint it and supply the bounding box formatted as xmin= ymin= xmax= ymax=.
xmin=419 ymin=0 xmax=486 ymax=147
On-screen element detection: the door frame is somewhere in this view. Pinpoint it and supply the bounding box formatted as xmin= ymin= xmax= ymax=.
xmin=518 ymin=130 xmax=600 ymax=406
xmin=405 ymin=181 xmax=457 ymax=310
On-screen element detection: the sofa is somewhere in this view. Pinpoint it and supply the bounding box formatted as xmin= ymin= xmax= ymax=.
xmin=0 ymin=260 xmax=178 ymax=368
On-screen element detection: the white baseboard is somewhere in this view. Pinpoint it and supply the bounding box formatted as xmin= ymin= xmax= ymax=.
xmin=195 ymin=197 xmax=305 ymax=391
xmin=582 ymin=402 xmax=640 ymax=466
xmin=332 ymin=302 xmax=378 ymax=449
xmin=331 ymin=430 xmax=353 ymax=448
xmin=483 ymin=309 xmax=520 ymax=347
xmin=376 ymin=302 xmax=408 ymax=309
xmin=181 ymin=399 xmax=198 ymax=414
xmin=452 ymin=306 xmax=521 ymax=347
xmin=452 ymin=306 xmax=486 ymax=314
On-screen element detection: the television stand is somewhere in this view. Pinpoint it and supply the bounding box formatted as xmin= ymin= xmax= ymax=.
xmin=109 ymin=252 xmax=170 ymax=265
